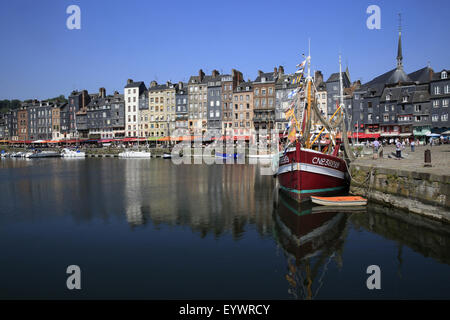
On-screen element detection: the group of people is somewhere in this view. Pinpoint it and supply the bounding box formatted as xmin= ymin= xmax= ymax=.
xmin=369 ymin=138 xmax=416 ymax=159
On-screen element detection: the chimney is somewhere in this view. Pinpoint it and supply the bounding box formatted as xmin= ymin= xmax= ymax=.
xmin=212 ymin=69 xmax=219 ymax=78
xmin=198 ymin=69 xmax=205 ymax=82
xmin=99 ymin=87 xmax=106 ymax=98
xmin=278 ymin=65 xmax=284 ymax=75
xmin=274 ymin=67 xmax=278 ymax=74
xmin=178 ymin=81 xmax=183 ymax=89
xmin=114 ymin=91 xmax=119 ymax=96
xmin=150 ymin=80 xmax=157 ymax=88
xmin=127 ymin=79 xmax=133 ymax=85
xmin=314 ymin=71 xmax=323 ymax=85
xmin=166 ymin=80 xmax=171 ymax=87
xmin=258 ymin=70 xmax=263 ymax=77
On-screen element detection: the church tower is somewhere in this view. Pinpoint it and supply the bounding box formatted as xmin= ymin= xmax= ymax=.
xmin=397 ymin=13 xmax=403 ymax=70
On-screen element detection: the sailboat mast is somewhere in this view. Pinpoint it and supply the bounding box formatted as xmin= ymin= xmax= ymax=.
xmin=339 ymin=55 xmax=344 ymax=109
xmin=305 ymin=40 xmax=312 ymax=148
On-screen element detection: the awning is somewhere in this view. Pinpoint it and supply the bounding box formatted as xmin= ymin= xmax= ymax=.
xmin=399 ymin=133 xmax=412 ymax=137
xmin=380 ymin=132 xmax=399 ymax=137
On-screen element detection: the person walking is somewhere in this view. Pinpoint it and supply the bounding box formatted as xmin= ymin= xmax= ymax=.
xmin=396 ymin=140 xmax=402 ymax=159
xmin=373 ymin=139 xmax=380 ymax=153
xmin=410 ymin=139 xmax=415 ymax=152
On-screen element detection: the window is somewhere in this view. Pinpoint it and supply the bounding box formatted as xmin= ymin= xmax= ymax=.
xmin=415 ymin=105 xmax=421 ymax=112
xmin=443 ymin=99 xmax=449 ymax=107
xmin=268 ymin=88 xmax=273 ymax=95
xmin=433 ymin=100 xmax=439 ymax=108
xmin=384 ymin=114 xmax=389 ymax=121
xmin=386 ymin=94 xmax=390 ymax=101
xmin=262 ymin=89 xmax=266 ymax=95
xmin=432 ymin=114 xmax=439 ymax=122
xmin=442 ymin=113 xmax=448 ymax=121
xmin=445 ymin=85 xmax=450 ymax=94
xmin=255 ymin=89 xmax=259 ymax=96
xmin=434 ymin=86 xmax=441 ymax=95
xmin=402 ymin=96 xmax=408 ymax=103
xmin=442 ymin=71 xmax=448 ymax=79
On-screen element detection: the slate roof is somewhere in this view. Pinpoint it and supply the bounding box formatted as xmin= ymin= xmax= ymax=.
xmin=408 ymin=67 xmax=434 ymax=84
xmin=380 ymin=86 xmax=415 ymax=103
xmin=431 ymin=69 xmax=450 ymax=81
xmin=124 ymin=81 xmax=145 ymax=89
xmin=149 ymin=84 xmax=168 ymax=91
xmin=235 ymin=81 xmax=253 ymax=92
xmin=254 ymin=71 xmax=276 ymax=83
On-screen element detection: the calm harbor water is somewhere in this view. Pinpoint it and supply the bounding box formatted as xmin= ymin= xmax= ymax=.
xmin=0 ymin=157 xmax=449 ymax=299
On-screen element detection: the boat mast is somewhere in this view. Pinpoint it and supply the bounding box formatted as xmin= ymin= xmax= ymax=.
xmin=305 ymin=39 xmax=312 ymax=148
xmin=339 ymin=55 xmax=344 ymax=112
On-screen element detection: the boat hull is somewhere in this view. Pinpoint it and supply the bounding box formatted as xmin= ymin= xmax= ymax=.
xmin=118 ymin=151 xmax=151 ymax=158
xmin=277 ymin=143 xmax=349 ymax=203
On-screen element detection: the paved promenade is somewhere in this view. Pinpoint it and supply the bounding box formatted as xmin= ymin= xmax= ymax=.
xmin=353 ymin=143 xmax=450 ymax=176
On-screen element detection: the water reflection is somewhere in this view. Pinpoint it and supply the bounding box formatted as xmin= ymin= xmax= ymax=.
xmin=119 ymin=159 xmax=276 ymax=238
xmin=0 ymin=158 xmax=449 ymax=299
xmin=272 ymin=191 xmax=361 ymax=299
xmin=351 ymin=203 xmax=450 ymax=265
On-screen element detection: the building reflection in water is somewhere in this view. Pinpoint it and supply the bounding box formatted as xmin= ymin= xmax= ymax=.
xmin=119 ymin=159 xmax=276 ymax=239
xmin=272 ymin=190 xmax=360 ymax=300
xmin=350 ymin=203 xmax=450 ymax=266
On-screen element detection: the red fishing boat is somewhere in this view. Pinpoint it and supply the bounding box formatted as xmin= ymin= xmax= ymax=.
xmin=277 ymin=143 xmax=349 ymax=202
xmin=277 ymin=52 xmax=352 ymax=202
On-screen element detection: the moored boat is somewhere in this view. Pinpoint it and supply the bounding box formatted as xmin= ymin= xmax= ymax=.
xmin=311 ymin=195 xmax=367 ymax=207
xmin=61 ymin=148 xmax=86 ymax=158
xmin=276 ymin=50 xmax=353 ymax=203
xmin=28 ymin=151 xmax=61 ymax=158
xmin=215 ymin=152 xmax=241 ymax=159
xmin=118 ymin=150 xmax=151 ymax=158
xmin=278 ymin=143 xmax=349 ymax=202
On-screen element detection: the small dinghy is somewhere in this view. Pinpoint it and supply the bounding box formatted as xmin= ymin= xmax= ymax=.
xmin=311 ymin=196 xmax=367 ymax=207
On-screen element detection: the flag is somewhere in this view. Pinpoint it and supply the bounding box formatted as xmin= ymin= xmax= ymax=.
xmin=285 ymin=108 xmax=295 ymax=120
xmin=295 ymin=68 xmax=304 ymax=74
xmin=288 ymin=127 xmax=297 ymax=142
xmin=296 ymin=60 xmax=306 ymax=69
xmin=288 ymin=89 xmax=297 ymax=99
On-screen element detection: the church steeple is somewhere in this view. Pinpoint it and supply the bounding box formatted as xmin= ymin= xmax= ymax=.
xmin=397 ymin=13 xmax=403 ymax=70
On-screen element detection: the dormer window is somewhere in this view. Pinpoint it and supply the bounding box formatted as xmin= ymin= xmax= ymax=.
xmin=402 ymin=96 xmax=408 ymax=103
xmin=386 ymin=94 xmax=391 ymax=101
xmin=442 ymin=71 xmax=448 ymax=79
xmin=261 ymin=77 xmax=266 ymax=82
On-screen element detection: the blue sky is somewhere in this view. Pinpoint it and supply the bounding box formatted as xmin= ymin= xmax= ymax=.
xmin=0 ymin=0 xmax=449 ymax=100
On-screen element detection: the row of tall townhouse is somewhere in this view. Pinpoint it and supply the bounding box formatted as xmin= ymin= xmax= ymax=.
xmin=1 ymin=28 xmax=448 ymax=142
xmin=0 ymin=88 xmax=126 ymax=141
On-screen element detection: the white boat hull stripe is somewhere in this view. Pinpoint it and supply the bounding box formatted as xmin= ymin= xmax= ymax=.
xmin=277 ymin=162 xmax=345 ymax=180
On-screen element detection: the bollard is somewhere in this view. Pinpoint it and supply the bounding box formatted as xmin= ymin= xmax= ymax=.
xmin=424 ymin=149 xmax=432 ymax=167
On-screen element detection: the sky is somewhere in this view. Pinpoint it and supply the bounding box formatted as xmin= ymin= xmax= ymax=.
xmin=0 ymin=0 xmax=449 ymax=100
